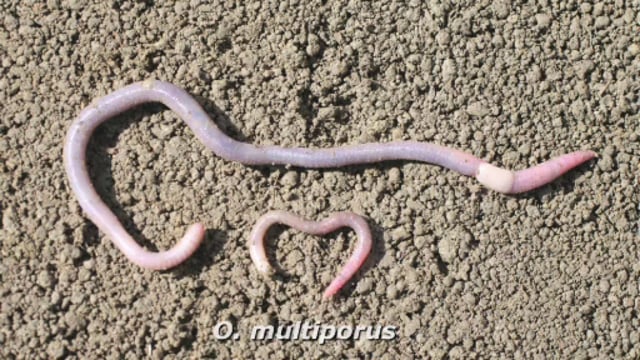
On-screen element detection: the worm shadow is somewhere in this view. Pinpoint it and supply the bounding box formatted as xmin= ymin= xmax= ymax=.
xmin=172 ymin=228 xmax=228 ymax=279
xmin=245 ymin=155 xmax=416 ymax=188
xmin=259 ymin=216 xmax=386 ymax=299
xmin=194 ymin=94 xmax=248 ymax=142
xmin=83 ymin=104 xmax=226 ymax=275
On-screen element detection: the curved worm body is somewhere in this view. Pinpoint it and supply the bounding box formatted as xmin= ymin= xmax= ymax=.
xmin=63 ymin=79 xmax=596 ymax=270
xmin=249 ymin=211 xmax=372 ymax=299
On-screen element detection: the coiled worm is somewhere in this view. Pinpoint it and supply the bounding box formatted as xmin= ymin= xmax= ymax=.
xmin=63 ymin=79 xmax=596 ymax=271
xmin=248 ymin=210 xmax=372 ymax=298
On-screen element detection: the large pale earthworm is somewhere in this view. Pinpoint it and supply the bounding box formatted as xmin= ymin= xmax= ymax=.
xmin=63 ymin=79 xmax=596 ymax=271
xmin=248 ymin=210 xmax=372 ymax=298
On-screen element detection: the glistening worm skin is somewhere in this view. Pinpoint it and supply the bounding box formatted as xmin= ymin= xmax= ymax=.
xmin=248 ymin=211 xmax=372 ymax=298
xmin=63 ymin=79 xmax=596 ymax=270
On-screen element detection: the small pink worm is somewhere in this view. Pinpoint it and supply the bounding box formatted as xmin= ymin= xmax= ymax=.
xmin=248 ymin=210 xmax=372 ymax=299
xmin=63 ymin=79 xmax=596 ymax=270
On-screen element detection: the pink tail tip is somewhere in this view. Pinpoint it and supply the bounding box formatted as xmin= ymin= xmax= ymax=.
xmin=510 ymin=150 xmax=598 ymax=193
xmin=322 ymin=278 xmax=345 ymax=299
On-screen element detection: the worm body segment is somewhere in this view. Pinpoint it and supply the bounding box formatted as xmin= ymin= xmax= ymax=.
xmin=248 ymin=211 xmax=373 ymax=299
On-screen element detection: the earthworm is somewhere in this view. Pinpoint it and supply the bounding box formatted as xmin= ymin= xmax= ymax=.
xmin=248 ymin=210 xmax=372 ymax=298
xmin=63 ymin=79 xmax=596 ymax=270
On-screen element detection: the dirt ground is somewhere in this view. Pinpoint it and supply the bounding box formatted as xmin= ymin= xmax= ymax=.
xmin=1 ymin=0 xmax=639 ymax=358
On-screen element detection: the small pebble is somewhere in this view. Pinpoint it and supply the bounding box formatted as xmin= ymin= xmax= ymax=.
xmin=404 ymin=319 xmax=421 ymax=337
xmin=598 ymin=155 xmax=613 ymax=172
xmin=357 ymin=278 xmax=374 ymax=293
xmin=438 ymin=237 xmax=457 ymax=263
xmin=37 ymin=271 xmax=53 ymax=288
xmin=595 ymin=16 xmax=610 ymax=29
xmin=331 ymin=61 xmax=350 ymax=77
xmin=390 ymin=227 xmax=411 ymax=242
xmin=279 ymin=171 xmax=299 ymax=187
xmin=50 ymin=291 xmax=62 ymax=307
xmin=442 ymin=59 xmax=457 ymax=79
xmin=316 ymin=106 xmax=337 ymax=121
xmin=517 ymin=144 xmax=531 ymax=156
xmin=386 ymin=284 xmax=400 ymax=299
xmin=306 ymin=34 xmax=321 ymax=57
xmin=46 ymin=342 xmax=66 ymax=359
xmin=466 ymin=102 xmax=489 ymax=117
xmin=492 ymin=0 xmax=510 ymax=19
xmin=552 ymin=117 xmax=564 ymax=127
xmin=70 ymin=246 xmax=83 ymax=261
xmin=436 ymin=31 xmax=451 ymax=46
xmin=463 ymin=293 xmax=477 ymax=306
xmin=535 ymin=13 xmax=551 ymax=28
xmin=388 ymin=168 xmax=402 ymax=186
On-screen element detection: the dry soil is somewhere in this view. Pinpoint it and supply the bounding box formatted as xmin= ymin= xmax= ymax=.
xmin=1 ymin=0 xmax=639 ymax=359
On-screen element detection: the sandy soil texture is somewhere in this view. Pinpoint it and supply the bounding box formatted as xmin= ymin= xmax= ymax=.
xmin=1 ymin=0 xmax=639 ymax=358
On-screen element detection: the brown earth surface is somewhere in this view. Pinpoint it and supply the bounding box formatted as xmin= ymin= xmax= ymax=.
xmin=1 ymin=1 xmax=639 ymax=358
